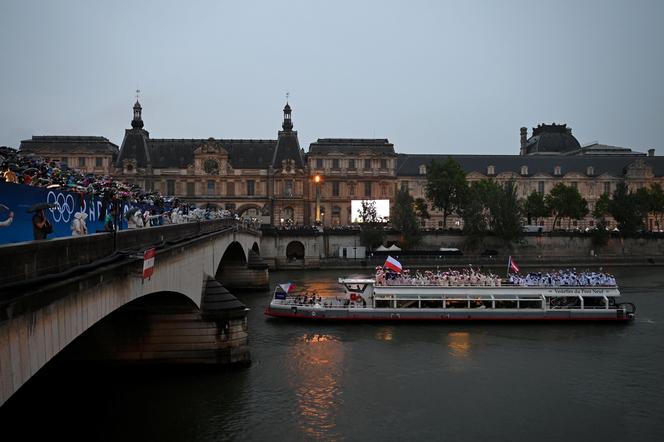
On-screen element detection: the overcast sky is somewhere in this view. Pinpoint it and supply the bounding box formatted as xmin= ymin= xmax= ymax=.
xmin=1 ymin=0 xmax=662 ymax=155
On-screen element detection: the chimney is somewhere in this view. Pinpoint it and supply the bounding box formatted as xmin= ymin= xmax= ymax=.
xmin=648 ymin=148 xmax=655 ymax=157
xmin=520 ymin=127 xmax=528 ymax=155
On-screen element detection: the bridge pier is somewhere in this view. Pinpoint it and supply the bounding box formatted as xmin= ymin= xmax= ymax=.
xmin=217 ymin=251 xmax=269 ymax=290
xmin=63 ymin=278 xmax=250 ymax=366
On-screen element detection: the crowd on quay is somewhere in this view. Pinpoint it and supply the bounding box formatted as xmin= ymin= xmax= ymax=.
xmin=375 ymin=267 xmax=503 ymax=287
xmin=508 ymin=270 xmax=617 ymax=287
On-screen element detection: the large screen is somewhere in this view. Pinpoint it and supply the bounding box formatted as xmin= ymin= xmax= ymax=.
xmin=351 ymin=199 xmax=390 ymax=223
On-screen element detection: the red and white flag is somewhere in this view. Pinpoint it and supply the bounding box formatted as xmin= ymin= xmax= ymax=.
xmin=384 ymin=255 xmax=402 ymax=273
xmin=143 ymin=248 xmax=156 ymax=279
xmin=507 ymin=255 xmax=520 ymax=273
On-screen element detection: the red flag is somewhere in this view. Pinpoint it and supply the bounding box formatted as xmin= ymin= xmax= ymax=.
xmin=508 ymin=256 xmax=520 ymax=273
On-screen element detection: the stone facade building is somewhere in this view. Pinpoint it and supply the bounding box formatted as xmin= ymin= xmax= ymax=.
xmin=19 ymin=101 xmax=664 ymax=231
xmin=19 ymin=136 xmax=118 ymax=174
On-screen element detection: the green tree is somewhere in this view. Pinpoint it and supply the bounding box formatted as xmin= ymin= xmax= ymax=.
xmin=392 ymin=188 xmax=422 ymax=249
xmin=414 ymin=197 xmax=430 ymax=223
xmin=491 ymin=180 xmax=524 ymax=246
xmin=356 ymin=200 xmax=385 ymax=249
xmin=608 ymin=183 xmax=646 ymax=236
xmin=545 ymin=183 xmax=589 ymax=230
xmin=425 ymin=157 xmax=467 ymax=229
xmin=458 ymin=179 xmax=500 ymax=248
xmin=591 ymin=192 xmax=611 ymax=248
xmin=649 ymin=183 xmax=664 ymax=231
xmin=523 ymin=191 xmax=549 ymax=225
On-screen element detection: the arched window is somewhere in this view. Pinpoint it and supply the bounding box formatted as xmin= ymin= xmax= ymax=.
xmin=487 ymin=165 xmax=495 ymax=176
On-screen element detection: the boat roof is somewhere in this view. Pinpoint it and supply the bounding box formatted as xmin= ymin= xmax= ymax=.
xmin=339 ymin=278 xmax=375 ymax=284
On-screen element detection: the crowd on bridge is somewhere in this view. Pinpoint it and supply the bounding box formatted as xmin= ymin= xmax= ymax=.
xmin=0 ymin=146 xmax=252 ymax=240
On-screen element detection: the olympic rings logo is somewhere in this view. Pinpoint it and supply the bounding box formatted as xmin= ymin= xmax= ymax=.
xmin=46 ymin=191 xmax=75 ymax=223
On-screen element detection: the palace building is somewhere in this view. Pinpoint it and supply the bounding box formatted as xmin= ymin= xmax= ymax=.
xmin=19 ymin=100 xmax=664 ymax=231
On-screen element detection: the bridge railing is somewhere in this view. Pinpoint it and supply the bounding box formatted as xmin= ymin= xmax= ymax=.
xmin=0 ymin=219 xmax=257 ymax=287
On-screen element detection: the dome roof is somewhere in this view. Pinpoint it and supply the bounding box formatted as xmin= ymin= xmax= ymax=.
xmin=524 ymin=123 xmax=580 ymax=155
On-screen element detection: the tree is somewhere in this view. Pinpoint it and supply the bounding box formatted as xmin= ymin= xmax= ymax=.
xmin=608 ymin=183 xmax=646 ymax=236
xmin=458 ymin=179 xmax=501 ymax=249
xmin=649 ymin=183 xmax=664 ymax=231
xmin=545 ymin=183 xmax=588 ymax=230
xmin=356 ymin=200 xmax=385 ymax=249
xmin=414 ymin=198 xmax=430 ymax=223
xmin=392 ymin=188 xmax=422 ymax=249
xmin=425 ymin=157 xmax=467 ymax=229
xmin=523 ymin=191 xmax=549 ymax=225
xmin=491 ymin=180 xmax=524 ymax=246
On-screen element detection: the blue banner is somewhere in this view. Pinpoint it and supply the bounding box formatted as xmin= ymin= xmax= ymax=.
xmin=0 ymin=182 xmax=159 ymax=245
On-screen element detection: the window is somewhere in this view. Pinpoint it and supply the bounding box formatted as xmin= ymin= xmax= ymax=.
xmin=554 ymin=166 xmax=562 ymax=176
xmin=78 ymin=157 xmax=86 ymax=168
xmin=332 ymin=159 xmax=340 ymax=169
xmin=380 ymin=159 xmax=387 ymax=169
xmin=167 ymin=180 xmax=176 ymax=196
xmin=285 ymin=180 xmax=293 ymax=196
xmin=604 ymin=182 xmax=611 ymax=195
xmin=587 ymin=166 xmax=594 ymax=176
xmin=364 ymin=159 xmax=372 ymax=170
xmin=316 ymin=158 xmax=323 ymax=169
xmin=520 ymin=165 xmax=528 ymax=176
xmin=95 ymin=157 xmax=103 ymax=168
xmin=364 ymin=182 xmax=372 ymax=197
xmin=187 ymin=182 xmax=195 ymax=196
xmin=349 ymin=183 xmax=355 ymax=197
xmin=487 ymin=165 xmax=495 ymax=175
xmin=247 ymin=180 xmax=255 ymax=196
xmin=332 ymin=181 xmax=340 ymax=196
xmin=348 ymin=159 xmax=356 ymax=170
xmin=538 ymin=181 xmax=545 ymax=194
xmin=401 ymin=181 xmax=409 ymax=191
xmin=571 ymin=181 xmax=578 ymax=189
xmin=227 ymin=181 xmax=235 ymax=196
xmin=419 ymin=165 xmax=427 ymax=175
xmin=207 ymin=180 xmax=215 ymax=196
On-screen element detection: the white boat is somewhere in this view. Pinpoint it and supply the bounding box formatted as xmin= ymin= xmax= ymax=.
xmin=264 ymin=271 xmax=636 ymax=322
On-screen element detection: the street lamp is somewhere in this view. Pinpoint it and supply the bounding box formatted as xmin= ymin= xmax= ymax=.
xmin=314 ymin=174 xmax=322 ymax=224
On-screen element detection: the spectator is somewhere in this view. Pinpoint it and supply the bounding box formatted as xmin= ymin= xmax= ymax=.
xmin=32 ymin=209 xmax=52 ymax=240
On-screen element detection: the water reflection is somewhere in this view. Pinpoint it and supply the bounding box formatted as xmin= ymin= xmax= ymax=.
xmin=375 ymin=327 xmax=394 ymax=341
xmin=447 ymin=331 xmax=471 ymax=358
xmin=287 ymin=333 xmax=344 ymax=440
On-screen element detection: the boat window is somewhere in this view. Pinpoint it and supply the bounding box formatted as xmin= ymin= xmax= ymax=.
xmin=495 ymin=300 xmax=517 ymax=309
xmin=518 ymin=300 xmax=542 ymax=309
xmin=374 ymin=300 xmax=391 ymax=308
xmin=421 ymin=300 xmax=444 ymax=308
xmin=344 ymin=283 xmax=367 ymax=292
xmin=445 ymin=298 xmax=469 ymax=308
xmin=396 ymin=299 xmax=419 ymax=308
xmin=582 ymin=296 xmax=606 ymax=308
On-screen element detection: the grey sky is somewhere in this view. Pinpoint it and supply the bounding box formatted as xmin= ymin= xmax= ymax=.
xmin=1 ymin=0 xmax=662 ymax=155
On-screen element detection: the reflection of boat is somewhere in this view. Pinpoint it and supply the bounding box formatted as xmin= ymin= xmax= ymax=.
xmin=265 ymin=275 xmax=636 ymax=322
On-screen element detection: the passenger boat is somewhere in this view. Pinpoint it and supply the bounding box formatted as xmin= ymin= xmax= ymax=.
xmin=264 ymin=269 xmax=636 ymax=322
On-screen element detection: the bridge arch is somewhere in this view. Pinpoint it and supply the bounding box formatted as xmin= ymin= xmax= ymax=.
xmin=237 ymin=204 xmax=263 ymax=218
xmin=286 ymin=240 xmax=305 ymax=261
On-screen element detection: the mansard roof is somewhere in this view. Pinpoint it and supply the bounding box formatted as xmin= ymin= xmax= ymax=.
xmin=20 ymin=136 xmax=118 ymax=154
xmin=117 ymin=132 xmax=277 ymax=169
xmin=308 ymin=138 xmax=395 ymax=155
xmin=396 ymin=154 xmax=664 ymax=178
xmin=272 ymin=131 xmax=304 ymax=169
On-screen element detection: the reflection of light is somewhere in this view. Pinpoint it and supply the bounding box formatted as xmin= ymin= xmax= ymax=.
xmin=314 ymin=175 xmax=321 ymax=183
xmin=287 ymin=333 xmax=344 ymax=439
xmin=375 ymin=327 xmax=394 ymax=341
xmin=447 ymin=331 xmax=471 ymax=358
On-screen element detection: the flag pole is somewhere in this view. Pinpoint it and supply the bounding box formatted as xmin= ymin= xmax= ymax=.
xmin=506 ymin=256 xmax=511 ymax=278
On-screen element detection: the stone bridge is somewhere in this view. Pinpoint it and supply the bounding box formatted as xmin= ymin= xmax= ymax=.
xmin=0 ymin=220 xmax=267 ymax=406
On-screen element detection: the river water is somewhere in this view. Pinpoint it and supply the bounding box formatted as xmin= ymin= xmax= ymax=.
xmin=2 ymin=266 xmax=663 ymax=441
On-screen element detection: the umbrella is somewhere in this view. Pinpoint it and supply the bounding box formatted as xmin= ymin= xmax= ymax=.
xmin=27 ymin=202 xmax=56 ymax=213
xmin=0 ymin=203 xmax=9 ymax=212
xmin=125 ymin=207 xmax=141 ymax=219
